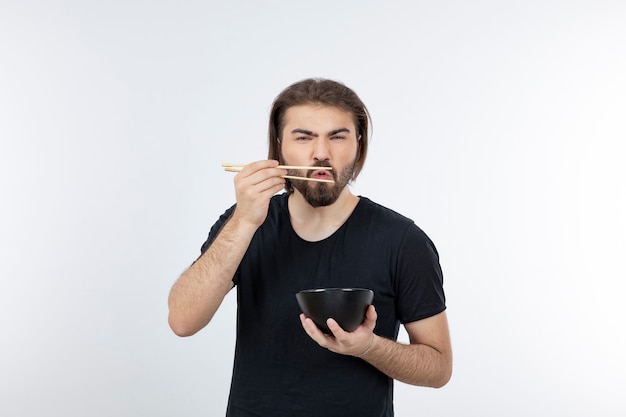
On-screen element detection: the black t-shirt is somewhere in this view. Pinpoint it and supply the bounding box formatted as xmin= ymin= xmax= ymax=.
xmin=201 ymin=194 xmax=446 ymax=417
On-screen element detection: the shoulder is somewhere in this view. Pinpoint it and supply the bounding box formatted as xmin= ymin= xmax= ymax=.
xmin=356 ymin=197 xmax=436 ymax=246
xmin=356 ymin=197 xmax=415 ymax=228
xmin=264 ymin=193 xmax=288 ymax=221
xmin=269 ymin=192 xmax=288 ymax=208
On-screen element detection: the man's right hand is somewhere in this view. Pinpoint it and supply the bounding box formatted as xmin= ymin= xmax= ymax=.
xmin=231 ymin=160 xmax=287 ymax=229
xmin=168 ymin=160 xmax=286 ymax=337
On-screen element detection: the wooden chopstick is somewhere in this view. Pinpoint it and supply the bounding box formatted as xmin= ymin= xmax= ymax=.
xmin=222 ymin=163 xmax=334 ymax=183
xmin=280 ymin=175 xmax=334 ymax=183
xmin=221 ymin=163 xmax=332 ymax=171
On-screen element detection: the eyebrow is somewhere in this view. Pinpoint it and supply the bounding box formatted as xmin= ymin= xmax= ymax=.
xmin=290 ymin=127 xmax=351 ymax=137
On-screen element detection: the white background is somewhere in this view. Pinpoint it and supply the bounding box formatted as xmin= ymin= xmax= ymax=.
xmin=1 ymin=1 xmax=625 ymax=416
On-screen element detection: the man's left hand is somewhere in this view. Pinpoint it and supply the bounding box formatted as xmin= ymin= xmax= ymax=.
xmin=299 ymin=304 xmax=377 ymax=357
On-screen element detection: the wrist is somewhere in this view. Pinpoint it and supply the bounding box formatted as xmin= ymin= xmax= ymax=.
xmin=229 ymin=209 xmax=262 ymax=235
xmin=355 ymin=334 xmax=376 ymax=358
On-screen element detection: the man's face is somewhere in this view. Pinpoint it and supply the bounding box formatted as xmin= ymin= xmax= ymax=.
xmin=280 ymin=104 xmax=359 ymax=207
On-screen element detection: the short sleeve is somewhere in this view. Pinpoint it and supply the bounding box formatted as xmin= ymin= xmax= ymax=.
xmin=200 ymin=204 xmax=236 ymax=255
xmin=196 ymin=204 xmax=240 ymax=285
xmin=394 ymin=223 xmax=446 ymax=324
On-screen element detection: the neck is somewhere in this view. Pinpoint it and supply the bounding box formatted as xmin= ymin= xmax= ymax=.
xmin=287 ymin=188 xmax=359 ymax=242
xmin=289 ymin=186 xmax=357 ymax=218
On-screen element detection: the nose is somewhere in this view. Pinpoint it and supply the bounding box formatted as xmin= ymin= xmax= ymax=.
xmin=312 ymin=138 xmax=330 ymax=162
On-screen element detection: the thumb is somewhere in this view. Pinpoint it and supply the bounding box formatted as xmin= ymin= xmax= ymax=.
xmin=363 ymin=305 xmax=377 ymax=330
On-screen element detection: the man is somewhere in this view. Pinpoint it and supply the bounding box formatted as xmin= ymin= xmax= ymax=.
xmin=168 ymin=78 xmax=452 ymax=416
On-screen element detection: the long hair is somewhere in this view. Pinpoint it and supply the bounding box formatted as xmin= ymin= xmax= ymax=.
xmin=267 ymin=78 xmax=370 ymax=192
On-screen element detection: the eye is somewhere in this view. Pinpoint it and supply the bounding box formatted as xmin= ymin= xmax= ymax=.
xmin=331 ymin=135 xmax=345 ymax=140
xmin=295 ymin=136 xmax=311 ymax=141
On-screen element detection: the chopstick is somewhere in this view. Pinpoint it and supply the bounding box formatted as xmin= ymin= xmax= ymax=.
xmin=280 ymin=175 xmax=334 ymax=183
xmin=222 ymin=163 xmax=332 ymax=171
xmin=221 ymin=163 xmax=334 ymax=183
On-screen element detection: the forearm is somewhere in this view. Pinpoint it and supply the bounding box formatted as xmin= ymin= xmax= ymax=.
xmin=168 ymin=212 xmax=256 ymax=336
xmin=359 ymin=335 xmax=452 ymax=388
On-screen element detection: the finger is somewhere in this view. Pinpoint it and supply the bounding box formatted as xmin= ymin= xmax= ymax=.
xmin=234 ymin=171 xmax=286 ymax=200
xmin=326 ymin=318 xmax=347 ymax=339
xmin=235 ymin=160 xmax=285 ymax=182
xmin=362 ymin=305 xmax=377 ymax=331
xmin=262 ymin=181 xmax=287 ymax=197
xmin=237 ymin=159 xmax=280 ymax=174
xmin=236 ymin=166 xmax=287 ymax=187
xmin=300 ymin=314 xmax=325 ymax=342
xmin=367 ymin=304 xmax=377 ymax=320
xmin=250 ymin=168 xmax=288 ymax=187
xmin=242 ymin=177 xmax=285 ymax=198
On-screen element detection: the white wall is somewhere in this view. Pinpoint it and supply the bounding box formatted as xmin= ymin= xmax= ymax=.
xmin=1 ymin=1 xmax=625 ymax=416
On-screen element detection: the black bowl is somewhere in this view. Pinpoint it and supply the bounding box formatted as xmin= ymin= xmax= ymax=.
xmin=295 ymin=288 xmax=374 ymax=334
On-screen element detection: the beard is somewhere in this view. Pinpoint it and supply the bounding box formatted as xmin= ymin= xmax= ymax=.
xmin=289 ymin=160 xmax=355 ymax=207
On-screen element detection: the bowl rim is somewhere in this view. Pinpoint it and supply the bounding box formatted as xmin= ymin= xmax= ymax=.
xmin=296 ymin=287 xmax=373 ymax=294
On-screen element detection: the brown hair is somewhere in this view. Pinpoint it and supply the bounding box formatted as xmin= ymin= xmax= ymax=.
xmin=268 ymin=78 xmax=371 ymax=188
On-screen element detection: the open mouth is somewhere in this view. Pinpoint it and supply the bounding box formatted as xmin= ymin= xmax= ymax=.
xmin=310 ymin=169 xmax=333 ymax=180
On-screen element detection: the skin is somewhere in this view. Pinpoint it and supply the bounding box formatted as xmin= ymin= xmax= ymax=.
xmin=167 ymin=159 xmax=287 ymax=336
xmin=280 ymin=104 xmax=361 ymax=241
xmin=168 ymin=103 xmax=452 ymax=388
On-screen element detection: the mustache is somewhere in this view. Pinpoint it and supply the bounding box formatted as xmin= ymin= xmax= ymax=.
xmin=306 ymin=161 xmax=335 ymax=180
xmin=312 ymin=161 xmax=332 ymax=168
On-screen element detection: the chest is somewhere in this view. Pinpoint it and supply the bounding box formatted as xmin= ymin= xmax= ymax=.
xmin=236 ymin=216 xmax=405 ymax=339
xmin=241 ymin=223 xmax=398 ymax=306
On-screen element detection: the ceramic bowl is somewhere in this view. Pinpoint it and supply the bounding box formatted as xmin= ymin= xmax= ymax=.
xmin=295 ymin=288 xmax=374 ymax=334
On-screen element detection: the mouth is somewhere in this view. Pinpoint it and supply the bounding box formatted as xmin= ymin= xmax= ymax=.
xmin=309 ymin=169 xmax=334 ymax=181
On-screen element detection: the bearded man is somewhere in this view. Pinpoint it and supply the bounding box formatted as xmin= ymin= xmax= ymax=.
xmin=168 ymin=78 xmax=452 ymax=417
